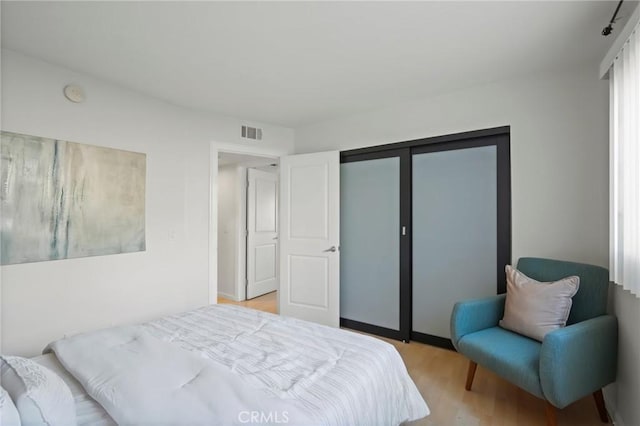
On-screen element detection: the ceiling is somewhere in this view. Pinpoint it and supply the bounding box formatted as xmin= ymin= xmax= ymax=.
xmin=1 ymin=1 xmax=635 ymax=128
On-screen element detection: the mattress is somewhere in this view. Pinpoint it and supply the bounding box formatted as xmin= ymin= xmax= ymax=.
xmin=37 ymin=304 xmax=428 ymax=425
xmin=32 ymin=353 xmax=116 ymax=426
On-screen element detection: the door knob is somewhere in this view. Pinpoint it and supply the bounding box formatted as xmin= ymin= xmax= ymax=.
xmin=324 ymin=246 xmax=337 ymax=253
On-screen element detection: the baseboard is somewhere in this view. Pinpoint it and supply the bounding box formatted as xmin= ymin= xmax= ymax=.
xmin=217 ymin=291 xmax=242 ymax=302
xmin=604 ymin=393 xmax=624 ymax=426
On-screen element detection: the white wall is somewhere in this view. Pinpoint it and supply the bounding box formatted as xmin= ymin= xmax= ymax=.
xmin=296 ymin=65 xmax=639 ymax=425
xmin=297 ymin=66 xmax=609 ymax=265
xmin=217 ymin=165 xmax=239 ymax=300
xmin=235 ymin=167 xmax=248 ymax=302
xmin=216 ymin=164 xmax=248 ymax=302
xmin=0 ymin=49 xmax=294 ymax=356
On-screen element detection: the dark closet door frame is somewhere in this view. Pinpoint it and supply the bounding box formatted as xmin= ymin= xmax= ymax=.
xmin=339 ymin=126 xmax=511 ymax=349
xmin=340 ymin=148 xmax=412 ymax=342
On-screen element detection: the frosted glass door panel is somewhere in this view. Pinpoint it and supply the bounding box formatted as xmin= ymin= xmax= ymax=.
xmin=412 ymin=146 xmax=497 ymax=338
xmin=341 ymin=157 xmax=400 ymax=330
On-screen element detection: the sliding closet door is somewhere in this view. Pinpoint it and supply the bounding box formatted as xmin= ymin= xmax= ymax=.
xmin=411 ymin=144 xmax=498 ymax=345
xmin=340 ymin=150 xmax=410 ymax=340
xmin=339 ymin=127 xmax=510 ymax=347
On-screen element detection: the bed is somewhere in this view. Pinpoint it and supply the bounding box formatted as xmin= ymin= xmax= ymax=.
xmin=6 ymin=304 xmax=428 ymax=425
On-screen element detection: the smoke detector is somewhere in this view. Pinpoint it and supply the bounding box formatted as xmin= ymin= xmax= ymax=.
xmin=63 ymin=84 xmax=85 ymax=103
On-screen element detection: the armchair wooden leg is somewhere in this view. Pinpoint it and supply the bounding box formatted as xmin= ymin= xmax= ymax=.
xmin=545 ymin=401 xmax=557 ymax=426
xmin=465 ymin=360 xmax=477 ymax=391
xmin=593 ymin=389 xmax=609 ymax=423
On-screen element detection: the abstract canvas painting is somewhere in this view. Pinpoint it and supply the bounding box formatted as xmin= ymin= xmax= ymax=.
xmin=0 ymin=131 xmax=146 ymax=265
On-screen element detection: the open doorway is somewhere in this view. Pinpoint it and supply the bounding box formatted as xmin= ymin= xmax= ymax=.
xmin=217 ymin=151 xmax=279 ymax=308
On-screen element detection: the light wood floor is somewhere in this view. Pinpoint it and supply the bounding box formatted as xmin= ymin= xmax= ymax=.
xmin=219 ymin=292 xmax=606 ymax=426
xmin=219 ymin=290 xmax=279 ymax=314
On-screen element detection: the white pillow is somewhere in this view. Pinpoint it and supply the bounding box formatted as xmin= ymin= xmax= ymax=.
xmin=1 ymin=386 xmax=21 ymax=426
xmin=0 ymin=356 xmax=76 ymax=426
xmin=499 ymin=265 xmax=580 ymax=341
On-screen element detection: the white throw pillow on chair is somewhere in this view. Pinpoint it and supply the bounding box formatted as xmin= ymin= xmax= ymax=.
xmin=499 ymin=265 xmax=580 ymax=341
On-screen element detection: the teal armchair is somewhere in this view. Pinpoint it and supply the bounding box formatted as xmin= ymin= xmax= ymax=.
xmin=450 ymin=258 xmax=617 ymax=426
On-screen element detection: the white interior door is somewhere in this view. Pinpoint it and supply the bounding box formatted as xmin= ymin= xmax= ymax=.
xmin=246 ymin=168 xmax=279 ymax=299
xmin=279 ymin=151 xmax=340 ymax=327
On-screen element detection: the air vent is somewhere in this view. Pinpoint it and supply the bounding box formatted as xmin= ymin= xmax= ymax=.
xmin=241 ymin=125 xmax=263 ymax=140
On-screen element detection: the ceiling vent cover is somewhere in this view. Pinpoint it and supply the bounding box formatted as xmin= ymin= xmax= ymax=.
xmin=241 ymin=125 xmax=263 ymax=140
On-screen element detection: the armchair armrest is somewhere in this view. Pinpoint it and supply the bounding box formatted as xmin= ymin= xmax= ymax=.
xmin=540 ymin=315 xmax=618 ymax=408
xmin=450 ymin=294 xmax=506 ymax=350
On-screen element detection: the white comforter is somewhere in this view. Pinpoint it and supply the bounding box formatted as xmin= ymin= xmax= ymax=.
xmin=46 ymin=304 xmax=428 ymax=425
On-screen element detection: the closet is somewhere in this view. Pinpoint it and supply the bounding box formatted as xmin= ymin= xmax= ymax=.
xmin=339 ymin=127 xmax=511 ymax=348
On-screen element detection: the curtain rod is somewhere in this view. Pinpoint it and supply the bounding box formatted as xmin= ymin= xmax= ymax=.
xmin=599 ymin=1 xmax=639 ymax=78
xmin=603 ymin=0 xmax=625 ymax=36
